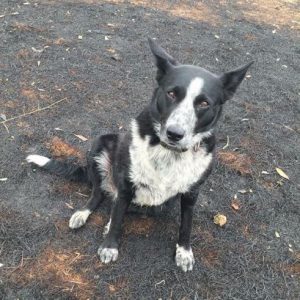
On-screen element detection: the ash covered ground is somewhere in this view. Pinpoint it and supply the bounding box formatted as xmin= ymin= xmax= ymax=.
xmin=0 ymin=1 xmax=299 ymax=299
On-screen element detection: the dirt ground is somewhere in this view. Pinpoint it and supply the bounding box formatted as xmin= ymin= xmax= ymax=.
xmin=0 ymin=0 xmax=299 ymax=299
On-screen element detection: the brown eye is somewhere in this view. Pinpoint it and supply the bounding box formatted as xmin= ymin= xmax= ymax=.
xmin=167 ymin=91 xmax=176 ymax=101
xmin=197 ymin=101 xmax=209 ymax=108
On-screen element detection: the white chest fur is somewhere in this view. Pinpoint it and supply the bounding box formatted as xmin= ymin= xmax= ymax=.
xmin=129 ymin=120 xmax=212 ymax=206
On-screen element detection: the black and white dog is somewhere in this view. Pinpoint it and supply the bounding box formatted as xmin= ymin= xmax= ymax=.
xmin=26 ymin=39 xmax=252 ymax=272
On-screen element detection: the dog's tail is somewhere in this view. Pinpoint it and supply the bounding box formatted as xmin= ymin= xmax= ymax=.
xmin=26 ymin=154 xmax=88 ymax=183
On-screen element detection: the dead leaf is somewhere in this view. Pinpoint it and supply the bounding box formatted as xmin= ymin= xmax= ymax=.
xmin=74 ymin=134 xmax=88 ymax=142
xmin=108 ymin=285 xmax=116 ymax=293
xmin=275 ymin=167 xmax=289 ymax=180
xmin=231 ymin=201 xmax=240 ymax=211
xmin=213 ymin=213 xmax=227 ymax=227
xmin=106 ymin=48 xmax=116 ymax=54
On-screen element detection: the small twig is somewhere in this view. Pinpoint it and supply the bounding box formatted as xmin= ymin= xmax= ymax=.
xmin=0 ymin=97 xmax=68 ymax=126
xmin=2 ymin=122 xmax=9 ymax=133
xmin=270 ymin=122 xmax=295 ymax=132
xmin=75 ymin=192 xmax=89 ymax=198
xmin=222 ymin=135 xmax=230 ymax=149
xmin=66 ymin=280 xmax=89 ymax=285
xmin=20 ymin=251 xmax=24 ymax=267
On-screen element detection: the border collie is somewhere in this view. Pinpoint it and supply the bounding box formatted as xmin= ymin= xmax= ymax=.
xmin=26 ymin=39 xmax=252 ymax=272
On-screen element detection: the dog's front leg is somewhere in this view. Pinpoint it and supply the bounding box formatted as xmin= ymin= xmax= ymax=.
xmin=175 ymin=187 xmax=199 ymax=272
xmin=97 ymin=192 xmax=131 ymax=264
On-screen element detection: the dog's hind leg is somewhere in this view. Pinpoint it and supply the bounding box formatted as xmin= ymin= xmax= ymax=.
xmin=69 ymin=155 xmax=104 ymax=229
xmin=69 ymin=186 xmax=104 ymax=229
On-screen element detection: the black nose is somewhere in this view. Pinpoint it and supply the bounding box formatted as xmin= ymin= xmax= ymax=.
xmin=166 ymin=125 xmax=185 ymax=142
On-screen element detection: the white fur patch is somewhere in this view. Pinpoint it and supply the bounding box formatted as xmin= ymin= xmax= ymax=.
xmin=129 ymin=120 xmax=212 ymax=206
xmin=175 ymin=244 xmax=195 ymax=272
xmin=26 ymin=154 xmax=50 ymax=167
xmin=103 ymin=218 xmax=111 ymax=236
xmin=165 ymin=77 xmax=204 ymax=149
xmin=98 ymin=247 xmax=118 ymax=264
xmin=94 ymin=151 xmax=118 ymax=200
xmin=69 ymin=209 xmax=91 ymax=229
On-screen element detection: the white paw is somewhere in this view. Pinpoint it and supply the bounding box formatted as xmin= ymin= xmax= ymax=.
xmin=69 ymin=209 xmax=91 ymax=229
xmin=26 ymin=154 xmax=50 ymax=167
xmin=102 ymin=218 xmax=111 ymax=236
xmin=97 ymin=247 xmax=118 ymax=264
xmin=175 ymin=244 xmax=195 ymax=272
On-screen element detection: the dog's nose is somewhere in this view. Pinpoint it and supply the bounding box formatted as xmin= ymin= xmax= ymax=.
xmin=166 ymin=125 xmax=185 ymax=142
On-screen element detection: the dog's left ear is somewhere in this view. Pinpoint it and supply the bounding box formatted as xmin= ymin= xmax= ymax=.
xmin=220 ymin=61 xmax=254 ymax=102
xmin=148 ymin=38 xmax=178 ymax=81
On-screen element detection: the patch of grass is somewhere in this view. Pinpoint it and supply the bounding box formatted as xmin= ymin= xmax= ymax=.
xmin=217 ymin=150 xmax=253 ymax=176
xmin=47 ymin=137 xmax=84 ymax=159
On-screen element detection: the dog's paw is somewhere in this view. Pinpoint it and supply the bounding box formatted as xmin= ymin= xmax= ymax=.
xmin=97 ymin=247 xmax=118 ymax=264
xmin=69 ymin=209 xmax=91 ymax=229
xmin=26 ymin=154 xmax=50 ymax=167
xmin=175 ymin=244 xmax=195 ymax=272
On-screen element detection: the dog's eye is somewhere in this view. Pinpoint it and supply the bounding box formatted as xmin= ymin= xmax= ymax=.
xmin=167 ymin=91 xmax=176 ymax=101
xmin=196 ymin=101 xmax=209 ymax=109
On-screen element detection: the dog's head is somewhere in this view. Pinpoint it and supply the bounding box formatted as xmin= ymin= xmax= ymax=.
xmin=148 ymin=38 xmax=253 ymax=152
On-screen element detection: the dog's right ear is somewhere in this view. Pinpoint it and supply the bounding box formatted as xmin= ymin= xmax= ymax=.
xmin=148 ymin=38 xmax=178 ymax=81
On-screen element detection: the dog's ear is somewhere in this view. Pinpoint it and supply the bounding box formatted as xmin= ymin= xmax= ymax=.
xmin=148 ymin=38 xmax=178 ymax=81
xmin=220 ymin=61 xmax=253 ymax=102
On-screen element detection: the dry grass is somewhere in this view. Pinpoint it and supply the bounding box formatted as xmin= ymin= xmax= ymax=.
xmin=122 ymin=0 xmax=220 ymax=24
xmin=124 ymin=217 xmax=155 ymax=235
xmin=88 ymin=213 xmax=106 ymax=227
xmin=47 ymin=136 xmax=84 ymax=159
xmin=21 ymin=88 xmax=38 ymax=101
xmin=199 ymin=248 xmax=221 ymax=268
xmin=108 ymin=277 xmax=129 ymax=295
xmin=16 ymin=48 xmax=31 ymax=60
xmin=53 ymin=37 xmax=69 ymax=45
xmin=282 ymin=262 xmax=300 ymax=275
xmin=41 ymin=0 xmax=219 ymax=24
xmin=54 ymin=181 xmax=79 ymax=196
xmin=3 ymin=100 xmax=17 ymax=109
xmin=10 ymin=246 xmax=99 ymax=299
xmin=217 ymin=150 xmax=253 ymax=176
xmin=10 ymin=22 xmax=45 ymax=33
xmin=236 ymin=0 xmax=300 ymax=30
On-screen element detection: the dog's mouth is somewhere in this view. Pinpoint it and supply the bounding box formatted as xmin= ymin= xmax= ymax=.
xmin=160 ymin=141 xmax=188 ymax=153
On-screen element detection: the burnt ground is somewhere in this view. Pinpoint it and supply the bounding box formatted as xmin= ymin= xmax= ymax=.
xmin=0 ymin=0 xmax=299 ymax=299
